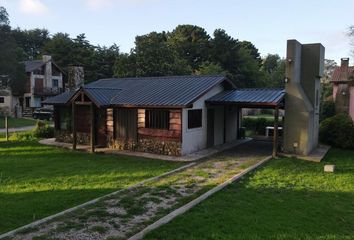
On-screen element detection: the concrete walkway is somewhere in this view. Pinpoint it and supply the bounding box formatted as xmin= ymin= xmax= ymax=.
xmin=8 ymin=140 xmax=272 ymax=240
xmin=39 ymin=138 xmax=252 ymax=162
xmin=0 ymin=125 xmax=35 ymax=133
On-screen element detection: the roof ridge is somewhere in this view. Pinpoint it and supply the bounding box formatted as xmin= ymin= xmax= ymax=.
xmin=97 ymin=74 xmax=226 ymax=81
xmin=84 ymin=86 xmax=122 ymax=90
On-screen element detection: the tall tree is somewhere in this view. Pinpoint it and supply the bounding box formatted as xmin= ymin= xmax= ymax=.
xmin=113 ymin=53 xmax=136 ymax=78
xmin=91 ymin=44 xmax=120 ymax=80
xmin=42 ymin=32 xmax=75 ymax=69
xmin=259 ymin=54 xmax=285 ymax=88
xmin=168 ymin=25 xmax=210 ymax=71
xmin=12 ymin=28 xmax=50 ymax=60
xmin=348 ymin=25 xmax=354 ymax=57
xmin=210 ymin=29 xmax=261 ymax=87
xmin=0 ymin=6 xmax=26 ymax=94
xmin=130 ymin=32 xmax=191 ymax=77
xmin=239 ymin=41 xmax=261 ymax=64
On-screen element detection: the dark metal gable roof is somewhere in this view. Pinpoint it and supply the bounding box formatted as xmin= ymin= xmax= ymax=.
xmin=44 ymin=75 xmax=230 ymax=107
xmin=206 ymin=88 xmax=285 ymax=106
xmin=22 ymin=60 xmax=44 ymax=72
xmin=43 ymin=91 xmax=77 ymax=105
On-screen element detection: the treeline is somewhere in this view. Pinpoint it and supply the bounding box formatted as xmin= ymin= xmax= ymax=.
xmin=0 ymin=6 xmax=285 ymax=91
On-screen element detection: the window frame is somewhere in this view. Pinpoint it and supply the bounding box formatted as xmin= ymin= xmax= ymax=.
xmin=145 ymin=109 xmax=170 ymax=130
xmin=53 ymin=79 xmax=59 ymax=88
xmin=0 ymin=97 xmax=4 ymax=103
xmin=188 ymin=109 xmax=202 ymax=129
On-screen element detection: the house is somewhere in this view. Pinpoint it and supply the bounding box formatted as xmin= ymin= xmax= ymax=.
xmin=44 ymin=39 xmax=324 ymax=157
xmin=20 ymin=55 xmax=65 ymax=117
xmin=331 ymin=58 xmax=354 ymax=120
xmin=44 ymin=75 xmax=285 ymax=156
xmin=0 ymin=77 xmax=20 ymax=117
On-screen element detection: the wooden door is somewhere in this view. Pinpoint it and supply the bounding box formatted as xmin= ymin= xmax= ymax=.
xmin=115 ymin=108 xmax=137 ymax=142
xmin=35 ymin=78 xmax=43 ymax=92
xmin=25 ymin=97 xmax=31 ymax=108
xmin=207 ymin=108 xmax=214 ymax=148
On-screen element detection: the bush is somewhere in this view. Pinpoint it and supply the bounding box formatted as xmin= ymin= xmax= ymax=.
xmin=320 ymin=100 xmax=335 ymax=122
xmin=32 ymin=120 xmax=54 ymax=138
xmin=243 ymin=117 xmax=282 ymax=135
xmin=11 ymin=131 xmax=36 ymax=141
xmin=319 ymin=114 xmax=354 ymax=149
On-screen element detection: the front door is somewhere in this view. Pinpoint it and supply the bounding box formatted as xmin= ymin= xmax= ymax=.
xmin=207 ymin=108 xmax=214 ymax=148
xmin=25 ymin=97 xmax=31 ymax=108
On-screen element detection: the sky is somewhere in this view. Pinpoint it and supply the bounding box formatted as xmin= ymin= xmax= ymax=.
xmin=1 ymin=0 xmax=354 ymax=65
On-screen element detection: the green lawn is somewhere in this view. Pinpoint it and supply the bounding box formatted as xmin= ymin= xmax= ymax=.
xmin=145 ymin=149 xmax=354 ymax=240
xmin=0 ymin=141 xmax=183 ymax=234
xmin=0 ymin=117 xmax=37 ymax=128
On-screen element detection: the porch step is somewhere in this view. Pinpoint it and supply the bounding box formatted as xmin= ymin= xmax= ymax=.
xmin=22 ymin=108 xmax=33 ymax=118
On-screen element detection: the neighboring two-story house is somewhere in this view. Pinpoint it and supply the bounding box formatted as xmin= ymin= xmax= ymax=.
xmin=21 ymin=55 xmax=65 ymax=117
xmin=331 ymin=58 xmax=354 ymax=120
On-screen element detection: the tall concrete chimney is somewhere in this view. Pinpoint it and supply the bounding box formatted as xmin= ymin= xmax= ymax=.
xmin=340 ymin=58 xmax=349 ymax=81
xmin=283 ymin=40 xmax=325 ymax=156
xmin=67 ymin=66 xmax=84 ymax=91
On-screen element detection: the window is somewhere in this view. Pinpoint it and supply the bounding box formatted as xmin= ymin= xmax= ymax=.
xmin=0 ymin=97 xmax=4 ymax=103
xmin=188 ymin=109 xmax=202 ymax=129
xmin=53 ymin=79 xmax=59 ymax=87
xmin=145 ymin=109 xmax=169 ymax=129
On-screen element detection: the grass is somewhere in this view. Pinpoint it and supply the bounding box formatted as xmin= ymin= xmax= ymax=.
xmin=0 ymin=117 xmax=37 ymax=129
xmin=145 ymin=148 xmax=354 ymax=240
xmin=0 ymin=140 xmax=183 ymax=234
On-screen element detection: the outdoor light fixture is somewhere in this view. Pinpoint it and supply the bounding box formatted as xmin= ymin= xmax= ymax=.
xmin=284 ymin=77 xmax=289 ymax=83
xmin=287 ymin=58 xmax=292 ymax=63
xmin=341 ymin=91 xmax=346 ymax=96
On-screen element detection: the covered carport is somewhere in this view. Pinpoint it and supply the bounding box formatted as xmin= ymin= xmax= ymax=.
xmin=206 ymin=88 xmax=286 ymax=157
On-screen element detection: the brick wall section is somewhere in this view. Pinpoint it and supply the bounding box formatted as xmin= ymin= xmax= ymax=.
xmin=55 ymin=130 xmax=90 ymax=145
xmin=106 ymin=108 xmax=114 ymax=137
xmin=137 ymin=109 xmax=181 ymax=140
xmin=110 ymin=109 xmax=182 ymax=156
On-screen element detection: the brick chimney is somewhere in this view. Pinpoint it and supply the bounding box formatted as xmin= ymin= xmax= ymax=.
xmin=339 ymin=58 xmax=349 ymax=81
xmin=67 ymin=66 xmax=84 ymax=91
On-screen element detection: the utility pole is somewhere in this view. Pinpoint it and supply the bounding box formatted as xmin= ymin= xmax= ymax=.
xmin=5 ymin=115 xmax=9 ymax=141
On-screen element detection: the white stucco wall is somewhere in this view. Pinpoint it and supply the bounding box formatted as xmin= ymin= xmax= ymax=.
xmin=181 ymin=85 xmax=224 ymax=155
xmin=0 ymin=90 xmax=19 ymax=116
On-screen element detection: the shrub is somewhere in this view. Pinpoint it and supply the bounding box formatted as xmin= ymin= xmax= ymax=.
xmin=320 ymin=100 xmax=335 ymax=122
xmin=11 ymin=131 xmax=36 ymax=141
xmin=319 ymin=114 xmax=354 ymax=149
xmin=32 ymin=120 xmax=54 ymax=138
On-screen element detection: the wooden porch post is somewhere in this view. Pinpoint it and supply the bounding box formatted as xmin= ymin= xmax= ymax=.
xmin=72 ymin=102 xmax=77 ymax=150
xmin=90 ymin=103 xmax=95 ymax=153
xmin=272 ymin=106 xmax=279 ymax=158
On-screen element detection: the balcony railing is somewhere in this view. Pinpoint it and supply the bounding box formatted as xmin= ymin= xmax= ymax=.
xmin=33 ymin=87 xmax=64 ymax=96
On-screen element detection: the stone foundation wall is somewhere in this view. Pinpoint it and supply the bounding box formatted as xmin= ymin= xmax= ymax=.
xmin=108 ymin=136 xmax=181 ymax=156
xmin=55 ymin=130 xmax=90 ymax=145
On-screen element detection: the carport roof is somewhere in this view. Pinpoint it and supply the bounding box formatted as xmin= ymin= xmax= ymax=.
xmin=206 ymin=88 xmax=285 ymax=107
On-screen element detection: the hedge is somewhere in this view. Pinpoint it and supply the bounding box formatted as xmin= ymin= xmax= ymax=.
xmin=319 ymin=114 xmax=354 ymax=149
